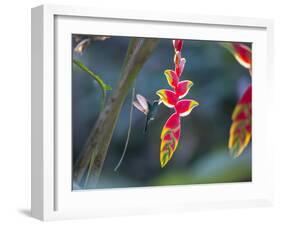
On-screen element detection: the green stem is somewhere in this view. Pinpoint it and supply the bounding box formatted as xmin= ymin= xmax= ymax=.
xmin=73 ymin=59 xmax=111 ymax=110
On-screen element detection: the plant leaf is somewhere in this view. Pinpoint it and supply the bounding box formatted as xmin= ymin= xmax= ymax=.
xmin=73 ymin=59 xmax=112 ymax=91
xmin=73 ymin=59 xmax=111 ymax=109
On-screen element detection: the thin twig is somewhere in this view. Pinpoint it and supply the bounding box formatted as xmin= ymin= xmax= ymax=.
xmin=114 ymin=87 xmax=135 ymax=171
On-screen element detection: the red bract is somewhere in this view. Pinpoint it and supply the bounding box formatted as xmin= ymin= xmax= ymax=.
xmin=221 ymin=42 xmax=251 ymax=70
xmin=174 ymin=51 xmax=186 ymax=76
xmin=157 ymin=40 xmax=198 ymax=167
xmin=221 ymin=42 xmax=252 ymax=157
xmin=164 ymin=70 xmax=179 ymax=88
xmin=232 ymin=43 xmax=251 ymax=69
xmin=175 ymin=100 xmax=198 ymax=117
xmin=176 ymin=80 xmax=193 ymax=98
xmin=160 ymin=113 xmax=181 ymax=165
xmin=173 ymin=40 xmax=183 ymax=52
xmin=229 ymin=85 xmax=252 ymax=157
xmin=226 ymin=43 xmax=252 ymax=157
xmin=238 ymin=84 xmax=252 ymax=104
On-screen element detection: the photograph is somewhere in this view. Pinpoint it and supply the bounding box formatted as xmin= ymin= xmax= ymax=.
xmin=71 ymin=35 xmax=252 ymax=190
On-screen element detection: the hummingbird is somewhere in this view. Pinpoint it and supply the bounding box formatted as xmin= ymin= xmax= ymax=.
xmin=133 ymin=94 xmax=160 ymax=133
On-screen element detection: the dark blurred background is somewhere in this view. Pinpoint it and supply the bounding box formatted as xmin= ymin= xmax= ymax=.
xmin=72 ymin=35 xmax=252 ymax=189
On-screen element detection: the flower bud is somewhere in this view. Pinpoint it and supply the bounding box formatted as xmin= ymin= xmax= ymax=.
xmin=173 ymin=40 xmax=183 ymax=52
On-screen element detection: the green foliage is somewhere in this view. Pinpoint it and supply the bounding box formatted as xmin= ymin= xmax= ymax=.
xmin=73 ymin=59 xmax=111 ymax=91
xmin=73 ymin=59 xmax=111 ymax=109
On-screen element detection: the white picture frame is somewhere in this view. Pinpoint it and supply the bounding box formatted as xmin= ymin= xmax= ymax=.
xmin=31 ymin=4 xmax=274 ymax=221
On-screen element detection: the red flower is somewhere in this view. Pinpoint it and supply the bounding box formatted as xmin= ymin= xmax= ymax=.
xmin=221 ymin=42 xmax=252 ymax=70
xmin=224 ymin=43 xmax=252 ymax=157
xmin=157 ymin=40 xmax=198 ymax=167
xmin=229 ymin=85 xmax=252 ymax=157
xmin=232 ymin=43 xmax=251 ymax=69
xmin=173 ymin=40 xmax=183 ymax=52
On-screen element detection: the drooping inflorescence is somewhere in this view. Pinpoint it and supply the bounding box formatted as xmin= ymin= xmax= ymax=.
xmin=224 ymin=43 xmax=252 ymax=157
xmin=157 ymin=40 xmax=199 ymax=167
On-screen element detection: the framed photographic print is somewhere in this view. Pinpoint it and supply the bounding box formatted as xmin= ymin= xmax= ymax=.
xmin=31 ymin=4 xmax=274 ymax=221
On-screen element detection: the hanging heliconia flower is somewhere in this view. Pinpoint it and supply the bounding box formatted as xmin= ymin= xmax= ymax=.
xmin=229 ymin=85 xmax=251 ymax=157
xmin=156 ymin=40 xmax=199 ymax=167
xmin=223 ymin=42 xmax=252 ymax=157
xmin=220 ymin=43 xmax=252 ymax=70
xmin=231 ymin=43 xmax=252 ymax=70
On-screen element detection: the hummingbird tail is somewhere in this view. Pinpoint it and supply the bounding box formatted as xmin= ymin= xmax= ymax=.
xmin=144 ymin=118 xmax=149 ymax=133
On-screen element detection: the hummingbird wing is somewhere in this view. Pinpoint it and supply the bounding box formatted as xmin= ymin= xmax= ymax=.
xmin=134 ymin=94 xmax=149 ymax=115
xmin=136 ymin=94 xmax=149 ymax=110
xmin=133 ymin=100 xmax=148 ymax=115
